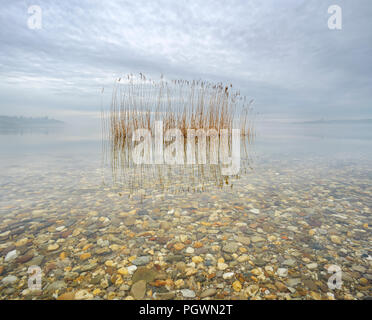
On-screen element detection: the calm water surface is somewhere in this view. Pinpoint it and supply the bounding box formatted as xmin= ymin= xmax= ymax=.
xmin=0 ymin=119 xmax=371 ymax=300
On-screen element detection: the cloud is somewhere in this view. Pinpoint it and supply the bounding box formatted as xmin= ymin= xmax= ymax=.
xmin=0 ymin=0 xmax=371 ymax=119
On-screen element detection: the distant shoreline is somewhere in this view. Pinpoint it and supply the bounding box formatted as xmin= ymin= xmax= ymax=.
xmin=0 ymin=115 xmax=64 ymax=130
xmin=292 ymin=119 xmax=372 ymax=125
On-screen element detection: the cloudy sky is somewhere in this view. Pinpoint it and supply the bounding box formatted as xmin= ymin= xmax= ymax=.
xmin=0 ymin=0 xmax=371 ymax=121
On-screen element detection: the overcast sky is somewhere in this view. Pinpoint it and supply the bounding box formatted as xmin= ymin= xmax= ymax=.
xmin=0 ymin=0 xmax=371 ymax=121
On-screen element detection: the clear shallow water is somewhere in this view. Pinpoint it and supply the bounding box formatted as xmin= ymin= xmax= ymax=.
xmin=0 ymin=120 xmax=371 ymax=300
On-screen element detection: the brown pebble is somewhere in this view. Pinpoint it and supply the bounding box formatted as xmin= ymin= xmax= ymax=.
xmin=58 ymin=292 xmax=75 ymax=300
xmin=16 ymin=253 xmax=34 ymax=264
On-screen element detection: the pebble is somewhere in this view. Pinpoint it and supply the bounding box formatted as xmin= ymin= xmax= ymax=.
xmin=217 ymin=262 xmax=228 ymax=271
xmin=236 ymin=236 xmax=251 ymax=245
xmin=307 ymin=263 xmax=318 ymax=270
xmin=200 ymin=288 xmax=217 ymax=298
xmin=192 ymin=256 xmax=203 ymax=264
xmin=5 ymin=250 xmax=18 ymax=262
xmin=75 ymin=289 xmax=93 ymax=300
xmin=232 ymin=280 xmax=242 ymax=292
xmin=277 ymin=268 xmax=288 ymax=277
xmin=127 ymin=265 xmax=138 ymax=274
xmin=2 ymin=275 xmax=18 ymax=285
xmin=180 ymin=289 xmax=196 ymax=298
xmin=132 ymin=256 xmax=151 ymax=266
xmin=275 ymin=281 xmax=288 ymax=292
xmin=250 ymin=209 xmax=260 ymax=214
xmin=185 ymin=247 xmax=194 ymax=254
xmin=222 ymin=243 xmax=239 ymax=253
xmin=174 ymin=243 xmax=185 ymax=251
xmin=80 ymin=253 xmax=91 ymax=261
xmin=222 ymin=272 xmax=234 ymax=280
xmin=330 ymin=235 xmax=342 ymax=245
xmin=251 ymin=236 xmax=265 ymax=243
xmin=132 ymin=267 xmax=157 ymax=283
xmin=131 ymin=280 xmax=147 ymax=299
xmin=58 ymin=292 xmax=75 ymax=300
xmin=282 ymin=259 xmax=296 ymax=267
xmin=47 ymin=244 xmax=59 ymax=251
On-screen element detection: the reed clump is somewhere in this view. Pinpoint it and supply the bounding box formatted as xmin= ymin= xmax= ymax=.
xmin=103 ymin=73 xmax=254 ymax=148
xmin=101 ymin=73 xmax=255 ymax=193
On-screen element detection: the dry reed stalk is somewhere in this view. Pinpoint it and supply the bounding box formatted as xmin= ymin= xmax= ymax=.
xmin=102 ymin=73 xmax=255 ymax=193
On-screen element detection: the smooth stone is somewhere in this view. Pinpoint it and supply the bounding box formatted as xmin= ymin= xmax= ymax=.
xmin=124 ymin=217 xmax=136 ymax=226
xmin=200 ymin=288 xmax=216 ymax=298
xmin=46 ymin=281 xmax=66 ymax=292
xmin=222 ymin=272 xmax=234 ymax=280
xmin=250 ymin=209 xmax=260 ymax=214
xmin=166 ymin=255 xmax=184 ymax=263
xmin=185 ymin=247 xmax=195 ymax=254
xmin=275 ymin=281 xmax=288 ymax=292
xmin=352 ymin=265 xmax=366 ymax=273
xmin=286 ymin=278 xmax=301 ymax=287
xmin=16 ymin=253 xmax=34 ymax=264
xmin=277 ymin=268 xmax=288 ymax=277
xmin=58 ymin=292 xmax=75 ymax=300
xmin=5 ymin=250 xmax=18 ymax=262
xmin=330 ymin=235 xmax=342 ymax=245
xmin=222 ymin=243 xmax=239 ymax=253
xmin=236 ymin=236 xmax=251 ymax=245
xmin=303 ymin=279 xmax=318 ymax=291
xmin=80 ymin=263 xmax=97 ymax=272
xmin=2 ymin=275 xmax=18 ymax=285
xmin=254 ymin=258 xmax=266 ymax=267
xmin=97 ymin=239 xmax=109 ymax=247
xmin=307 ymin=263 xmax=318 ymax=270
xmin=26 ymin=255 xmax=44 ymax=267
xmin=155 ymin=291 xmax=176 ymax=300
xmin=75 ymin=289 xmax=93 ymax=300
xmin=217 ymin=262 xmax=228 ymax=271
xmin=127 ymin=265 xmax=137 ymax=274
xmin=282 ymin=259 xmax=296 ymax=267
xmin=181 ymin=289 xmax=196 ymax=298
xmin=131 ymin=280 xmax=146 ymax=299
xmin=132 ymin=256 xmax=151 ymax=266
xmin=132 ymin=267 xmax=158 ymax=283
xmin=160 ymin=221 xmax=171 ymax=231
xmin=47 ymin=244 xmax=59 ymax=251
xmin=251 ymin=236 xmax=265 ymax=243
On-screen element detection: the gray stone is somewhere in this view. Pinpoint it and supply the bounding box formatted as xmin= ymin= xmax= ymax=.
xmin=155 ymin=291 xmax=176 ymax=300
xmin=46 ymin=280 xmax=67 ymax=292
xmin=222 ymin=242 xmax=239 ymax=253
xmin=132 ymin=256 xmax=151 ymax=266
xmin=5 ymin=250 xmax=18 ymax=262
xmin=286 ymin=278 xmax=301 ymax=287
xmin=181 ymin=289 xmax=196 ymax=298
xmin=282 ymin=258 xmax=296 ymax=267
xmin=2 ymin=275 xmax=18 ymax=285
xmin=236 ymin=236 xmax=251 ymax=245
xmin=251 ymin=236 xmax=265 ymax=243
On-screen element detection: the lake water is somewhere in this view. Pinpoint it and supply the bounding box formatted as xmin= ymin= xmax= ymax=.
xmin=0 ymin=119 xmax=371 ymax=300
